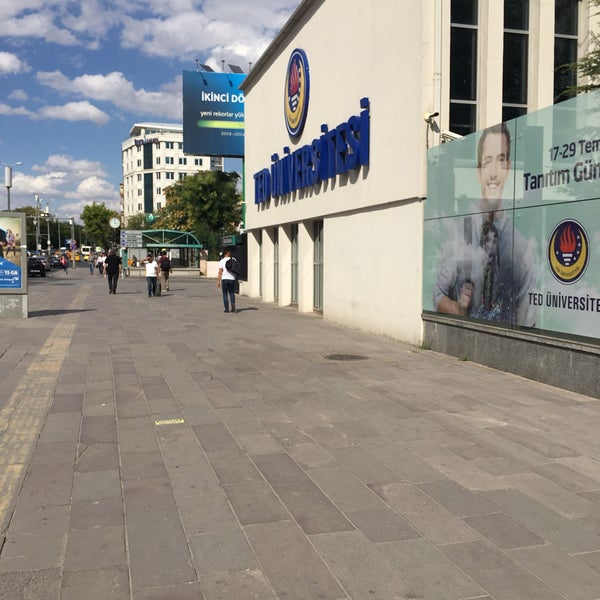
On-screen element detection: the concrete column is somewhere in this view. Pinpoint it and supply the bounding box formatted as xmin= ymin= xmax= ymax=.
xmin=478 ymin=0 xmax=504 ymax=128
xmin=262 ymin=228 xmax=275 ymax=303
xmin=297 ymin=221 xmax=314 ymax=313
xmin=278 ymin=225 xmax=292 ymax=307
xmin=529 ymin=0 xmax=555 ymax=111
xmin=244 ymin=230 xmax=261 ymax=298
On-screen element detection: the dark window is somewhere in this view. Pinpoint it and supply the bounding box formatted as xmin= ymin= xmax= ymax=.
xmin=502 ymin=105 xmax=527 ymax=122
xmin=143 ymin=143 xmax=153 ymax=170
xmin=449 ymin=103 xmax=477 ymax=137
xmin=450 ymin=28 xmax=478 ymax=101
xmin=504 ymin=0 xmax=529 ymax=30
xmin=450 ymin=0 xmax=478 ymax=135
xmin=503 ymin=0 xmax=529 ymax=116
xmin=503 ymin=33 xmax=529 ymax=104
xmin=144 ymin=173 xmax=153 ymax=213
xmin=554 ymin=0 xmax=578 ymax=103
xmin=554 ymin=37 xmax=577 ymax=101
xmin=555 ymin=0 xmax=578 ymax=35
xmin=451 ymin=0 xmax=477 ymax=25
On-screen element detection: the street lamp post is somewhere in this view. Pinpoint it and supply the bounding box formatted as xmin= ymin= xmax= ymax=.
xmin=2 ymin=161 xmax=23 ymax=211
xmin=34 ymin=194 xmax=41 ymax=251
xmin=45 ymin=205 xmax=52 ymax=255
xmin=70 ymin=218 xmax=76 ymax=268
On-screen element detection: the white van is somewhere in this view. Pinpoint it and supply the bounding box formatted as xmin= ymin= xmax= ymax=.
xmin=81 ymin=245 xmax=92 ymax=260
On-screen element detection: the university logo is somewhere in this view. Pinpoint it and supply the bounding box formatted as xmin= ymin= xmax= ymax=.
xmin=284 ymin=49 xmax=310 ymax=140
xmin=548 ymin=219 xmax=589 ymax=284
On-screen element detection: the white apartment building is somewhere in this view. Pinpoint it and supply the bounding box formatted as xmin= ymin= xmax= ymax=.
xmin=121 ymin=123 xmax=222 ymax=221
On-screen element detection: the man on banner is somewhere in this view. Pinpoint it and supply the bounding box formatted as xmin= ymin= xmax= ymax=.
xmin=433 ymin=123 xmax=537 ymax=327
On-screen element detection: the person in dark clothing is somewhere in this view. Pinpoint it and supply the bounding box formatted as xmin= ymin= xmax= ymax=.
xmin=105 ymin=249 xmax=122 ymax=294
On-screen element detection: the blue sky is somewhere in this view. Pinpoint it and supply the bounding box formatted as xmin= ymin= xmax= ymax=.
xmin=0 ymin=0 xmax=301 ymax=220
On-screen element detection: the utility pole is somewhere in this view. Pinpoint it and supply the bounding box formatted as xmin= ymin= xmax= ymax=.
xmin=70 ymin=218 xmax=76 ymax=267
xmin=34 ymin=194 xmax=41 ymax=251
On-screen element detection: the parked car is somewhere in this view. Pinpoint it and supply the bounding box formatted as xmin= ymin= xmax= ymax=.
xmin=50 ymin=255 xmax=62 ymax=269
xmin=27 ymin=256 xmax=47 ymax=277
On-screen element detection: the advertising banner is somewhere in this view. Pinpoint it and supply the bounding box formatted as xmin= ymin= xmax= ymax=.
xmin=423 ymin=90 xmax=600 ymax=342
xmin=182 ymin=70 xmax=246 ymax=158
xmin=0 ymin=213 xmax=27 ymax=293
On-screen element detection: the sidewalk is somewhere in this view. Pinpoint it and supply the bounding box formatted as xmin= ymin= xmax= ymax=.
xmin=1 ymin=267 xmax=600 ymax=600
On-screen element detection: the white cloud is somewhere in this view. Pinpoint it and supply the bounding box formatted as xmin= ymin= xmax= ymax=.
xmin=0 ymin=51 xmax=30 ymax=75
xmin=34 ymin=101 xmax=110 ymax=125
xmin=0 ymin=12 xmax=80 ymax=46
xmin=0 ymin=1 xmax=300 ymax=60
xmin=0 ymin=103 xmax=33 ymax=116
xmin=10 ymin=154 xmax=120 ymax=217
xmin=37 ymin=70 xmax=182 ymax=119
xmin=8 ymin=89 xmax=28 ymax=101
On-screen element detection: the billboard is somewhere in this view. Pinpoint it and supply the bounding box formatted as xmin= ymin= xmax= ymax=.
xmin=0 ymin=213 xmax=27 ymax=293
xmin=182 ymin=70 xmax=246 ymax=158
xmin=423 ymin=89 xmax=600 ymax=342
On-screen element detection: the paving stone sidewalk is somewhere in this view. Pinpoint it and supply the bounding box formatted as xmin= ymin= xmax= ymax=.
xmin=1 ymin=268 xmax=600 ymax=600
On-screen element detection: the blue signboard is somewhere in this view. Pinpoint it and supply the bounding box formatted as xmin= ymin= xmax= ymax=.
xmin=0 ymin=213 xmax=26 ymax=293
xmin=182 ymin=70 xmax=246 ymax=158
xmin=0 ymin=256 xmax=21 ymax=288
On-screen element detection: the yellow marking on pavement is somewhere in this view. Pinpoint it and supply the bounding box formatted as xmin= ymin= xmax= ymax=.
xmin=154 ymin=418 xmax=185 ymax=426
xmin=0 ymin=285 xmax=89 ymax=534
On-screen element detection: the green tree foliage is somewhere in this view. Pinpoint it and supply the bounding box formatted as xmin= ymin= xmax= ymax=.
xmin=566 ymin=0 xmax=600 ymax=94
xmin=124 ymin=213 xmax=148 ymax=230
xmin=80 ymin=203 xmax=120 ymax=250
xmin=154 ymin=170 xmax=242 ymax=256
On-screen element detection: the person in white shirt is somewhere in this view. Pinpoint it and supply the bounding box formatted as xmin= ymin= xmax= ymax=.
xmin=141 ymin=253 xmax=159 ymax=297
xmin=217 ymin=247 xmax=237 ymax=313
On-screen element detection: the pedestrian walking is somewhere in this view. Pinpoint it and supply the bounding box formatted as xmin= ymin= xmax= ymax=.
xmin=97 ymin=252 xmax=106 ymax=276
xmin=141 ymin=253 xmax=158 ymax=297
xmin=217 ymin=247 xmax=237 ymax=313
xmin=59 ymin=253 xmax=69 ymax=275
xmin=105 ymin=249 xmax=122 ymax=294
xmin=157 ymin=250 xmax=172 ymax=292
xmin=89 ymin=253 xmax=95 ymax=275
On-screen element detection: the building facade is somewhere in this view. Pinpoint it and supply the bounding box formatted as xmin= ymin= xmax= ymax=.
xmin=240 ymin=0 xmax=599 ymax=394
xmin=121 ymin=123 xmax=222 ymax=222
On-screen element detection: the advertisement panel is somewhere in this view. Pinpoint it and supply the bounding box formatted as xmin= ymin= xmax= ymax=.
xmin=182 ymin=70 xmax=246 ymax=158
xmin=423 ymin=90 xmax=600 ymax=342
xmin=0 ymin=213 xmax=27 ymax=293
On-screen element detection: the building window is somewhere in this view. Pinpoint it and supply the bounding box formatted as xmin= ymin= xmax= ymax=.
xmin=165 ymin=142 xmax=174 ymax=149
xmin=137 ymin=159 xmax=142 ymax=167
xmin=156 ymin=187 xmax=162 ymax=195
xmin=157 ymin=202 xmax=162 ymax=209
xmin=156 ymin=157 xmax=161 ymax=165
xmin=178 ymin=157 xmax=187 ymax=165
xmin=137 ymin=174 xmax=142 ymax=181
xmin=178 ymin=143 xmax=183 ymax=149
xmin=503 ymin=0 xmax=529 ymax=121
xmin=156 ymin=173 xmax=161 ymax=180
xmin=137 ymin=189 xmax=143 ymax=196
xmin=178 ymin=173 xmax=186 ymax=180
xmin=194 ymin=158 xmax=203 ymax=166
xmin=166 ymin=172 xmax=174 ymax=180
xmin=165 ymin=156 xmax=174 ymax=164
xmin=450 ymin=0 xmax=478 ymax=136
xmin=554 ymin=0 xmax=578 ymax=102
xmin=137 ymin=203 xmax=142 ymax=211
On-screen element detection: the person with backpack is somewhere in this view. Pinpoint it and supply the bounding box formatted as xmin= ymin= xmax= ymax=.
xmin=157 ymin=250 xmax=172 ymax=292
xmin=217 ymin=247 xmax=239 ymax=313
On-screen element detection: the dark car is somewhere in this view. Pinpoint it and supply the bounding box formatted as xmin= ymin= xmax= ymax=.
xmin=50 ymin=255 xmax=61 ymax=269
xmin=27 ymin=256 xmax=47 ymax=277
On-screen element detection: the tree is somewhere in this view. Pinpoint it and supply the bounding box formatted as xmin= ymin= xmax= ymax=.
xmin=80 ymin=203 xmax=119 ymax=249
xmin=156 ymin=170 xmax=242 ymax=257
xmin=124 ymin=213 xmax=148 ymax=230
xmin=565 ymin=0 xmax=600 ymax=95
